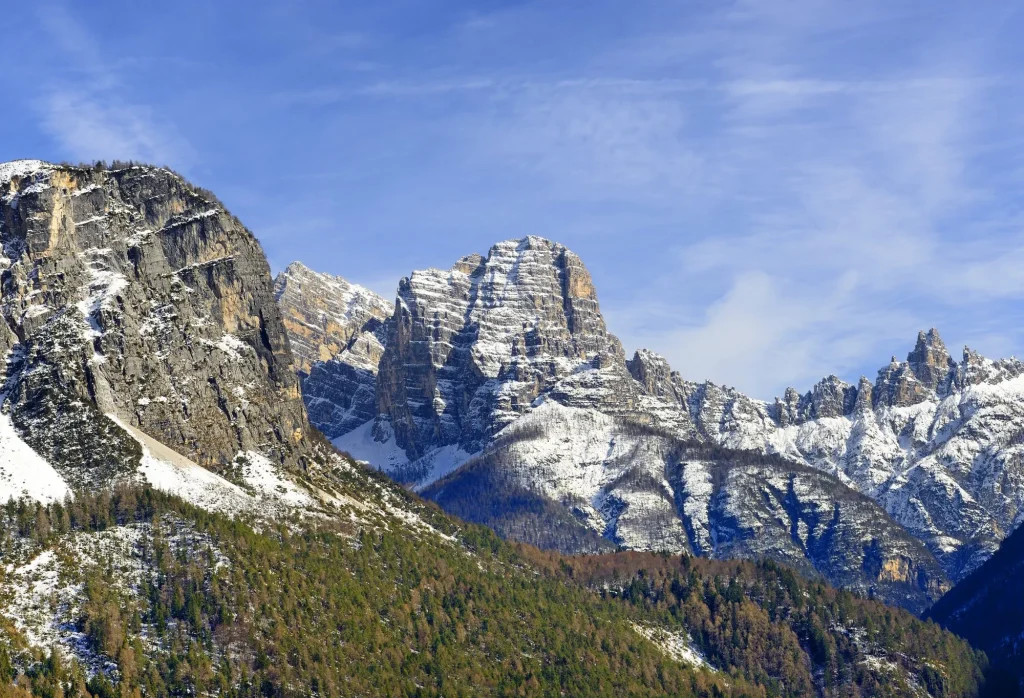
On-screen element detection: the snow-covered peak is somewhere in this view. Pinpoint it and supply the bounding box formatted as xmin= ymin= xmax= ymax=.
xmin=276 ymin=261 xmax=393 ymax=317
xmin=0 ymin=159 xmax=53 ymax=184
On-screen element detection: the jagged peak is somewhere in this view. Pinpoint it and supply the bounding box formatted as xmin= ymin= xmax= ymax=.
xmin=481 ymin=235 xmax=579 ymax=261
xmin=631 ymin=348 xmax=669 ymax=365
xmin=908 ymin=328 xmax=949 ymax=362
xmin=451 ymin=253 xmax=485 ymax=275
xmin=816 ymin=374 xmax=851 ymax=389
xmin=281 ymin=260 xmax=311 ymax=275
xmin=273 ymin=261 xmax=393 ymax=319
xmin=517 ymin=234 xmax=564 ymax=250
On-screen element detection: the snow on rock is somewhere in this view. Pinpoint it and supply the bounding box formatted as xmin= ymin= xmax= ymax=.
xmin=0 ymin=412 xmax=71 ymax=504
xmin=123 ymin=417 xmax=256 ymax=517
xmin=201 ymin=333 xmax=251 ymax=361
xmin=236 ymin=451 xmax=314 ymax=506
xmin=293 ymin=234 xmax=1024 ymax=593
xmin=0 ymin=160 xmax=52 ymax=185
xmin=630 ymin=622 xmax=712 ymax=670
xmin=333 ymin=418 xmax=477 ymax=491
xmin=333 ymin=418 xmax=409 ymax=472
xmin=273 ymin=261 xmax=393 ymax=377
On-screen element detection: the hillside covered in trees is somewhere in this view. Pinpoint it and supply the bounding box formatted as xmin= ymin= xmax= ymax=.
xmin=0 ymin=483 xmax=987 ymax=698
xmin=927 ymin=521 xmax=1024 ymax=697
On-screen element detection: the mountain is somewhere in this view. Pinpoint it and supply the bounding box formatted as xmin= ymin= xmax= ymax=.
xmin=0 ymin=159 xmax=312 ymax=488
xmin=628 ymin=333 xmax=1024 ymax=583
xmin=0 ymin=160 xmax=988 ymax=697
xmin=285 ymin=236 xmax=1024 ymax=612
xmin=926 ymin=521 xmax=1024 ymax=695
xmin=273 ymin=261 xmax=393 ymax=438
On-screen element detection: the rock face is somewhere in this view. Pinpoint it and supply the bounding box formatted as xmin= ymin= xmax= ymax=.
xmin=0 ymin=160 xmax=312 ymax=486
xmin=273 ymin=261 xmax=392 ymax=377
xmin=372 ymin=236 xmax=639 ymax=463
xmin=298 ymin=236 xmax=966 ymax=610
xmin=273 ymin=262 xmax=392 ymax=438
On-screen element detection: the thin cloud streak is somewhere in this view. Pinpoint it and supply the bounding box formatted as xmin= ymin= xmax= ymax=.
xmin=32 ymin=3 xmax=192 ymax=167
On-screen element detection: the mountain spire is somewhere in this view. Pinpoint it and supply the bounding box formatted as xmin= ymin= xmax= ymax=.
xmin=907 ymin=328 xmax=953 ymax=394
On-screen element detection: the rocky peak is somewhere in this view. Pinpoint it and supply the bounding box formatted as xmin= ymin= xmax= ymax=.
xmin=0 ymin=160 xmax=312 ymax=482
xmin=853 ymin=376 xmax=874 ymax=412
xmin=907 ymin=328 xmax=954 ymax=394
xmin=374 ymin=236 xmax=623 ymax=460
xmin=627 ymin=349 xmax=677 ymax=396
xmin=771 ymin=376 xmax=855 ymax=425
xmin=273 ymin=260 xmax=393 ymax=377
xmin=872 ymin=328 xmax=959 ymax=407
xmin=809 ymin=375 xmax=857 ymax=418
xmin=273 ymin=261 xmax=394 ymax=440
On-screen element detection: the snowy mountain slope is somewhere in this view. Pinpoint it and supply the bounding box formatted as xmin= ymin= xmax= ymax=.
xmin=0 ymin=162 xmax=993 ymax=695
xmin=373 ymin=236 xmax=639 ymax=460
xmin=0 ymin=413 xmax=69 ymax=504
xmin=424 ymin=399 xmax=948 ymax=611
xmin=296 ymin=236 xmax=1024 ymax=605
xmin=629 ymin=334 xmax=1024 ymax=580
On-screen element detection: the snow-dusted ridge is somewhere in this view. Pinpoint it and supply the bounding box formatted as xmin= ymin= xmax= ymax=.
xmin=0 ymin=159 xmax=52 ymax=185
xmin=292 ymin=238 xmax=1024 ymax=603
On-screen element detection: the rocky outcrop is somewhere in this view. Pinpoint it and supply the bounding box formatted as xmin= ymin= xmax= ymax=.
xmin=273 ymin=261 xmax=392 ymax=377
xmin=373 ymin=236 xmax=634 ymax=459
xmin=0 ymin=160 xmax=312 ymax=484
xmin=273 ymin=262 xmax=392 ymax=438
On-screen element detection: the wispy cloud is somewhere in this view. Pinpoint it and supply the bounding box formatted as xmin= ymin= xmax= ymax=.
xmin=593 ymin=1 xmax=1023 ymax=397
xmin=32 ymin=4 xmax=192 ymax=167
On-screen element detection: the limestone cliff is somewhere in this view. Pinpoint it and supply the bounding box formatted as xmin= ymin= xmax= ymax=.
xmin=273 ymin=261 xmax=393 ymax=438
xmin=0 ymin=160 xmax=312 ymax=485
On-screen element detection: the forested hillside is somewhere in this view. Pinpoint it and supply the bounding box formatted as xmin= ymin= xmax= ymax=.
xmin=1 ymin=482 xmax=985 ymax=697
xmin=927 ymin=522 xmax=1024 ymax=697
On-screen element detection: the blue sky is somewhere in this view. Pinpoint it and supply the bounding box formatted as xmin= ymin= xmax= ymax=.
xmin=3 ymin=1 xmax=1023 ymax=398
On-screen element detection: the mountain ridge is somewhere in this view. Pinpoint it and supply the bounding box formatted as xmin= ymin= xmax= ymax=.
xmin=0 ymin=161 xmax=988 ymax=697
xmin=280 ymin=237 xmax=1024 ymax=610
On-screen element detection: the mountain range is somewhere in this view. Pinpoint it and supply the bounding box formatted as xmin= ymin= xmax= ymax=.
xmin=0 ymin=159 xmax=1014 ymax=696
xmin=281 ymin=236 xmax=1024 ymax=615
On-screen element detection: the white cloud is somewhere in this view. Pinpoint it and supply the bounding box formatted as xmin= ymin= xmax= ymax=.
xmin=33 ymin=4 xmax=191 ymax=167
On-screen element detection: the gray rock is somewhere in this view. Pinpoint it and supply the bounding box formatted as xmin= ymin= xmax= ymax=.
xmin=0 ymin=161 xmax=312 ymax=484
xmin=273 ymin=261 xmax=392 ymax=439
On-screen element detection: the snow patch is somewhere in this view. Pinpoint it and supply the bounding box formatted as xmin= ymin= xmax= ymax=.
xmin=0 ymin=160 xmax=52 ymax=184
xmin=0 ymin=412 xmax=71 ymax=504
xmin=630 ymin=622 xmax=712 ymax=670
xmin=236 ymin=451 xmax=313 ymax=506
xmin=110 ymin=415 xmax=255 ymax=516
xmin=202 ymin=333 xmax=249 ymax=361
xmin=333 ymin=419 xmax=410 ymax=472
